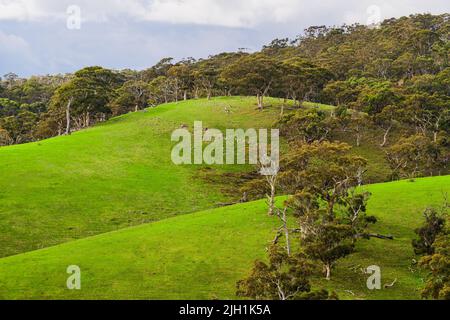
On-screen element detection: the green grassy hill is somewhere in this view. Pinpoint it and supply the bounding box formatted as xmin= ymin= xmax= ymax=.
xmin=0 ymin=97 xmax=294 ymax=257
xmin=0 ymin=176 xmax=448 ymax=300
xmin=1 ymin=95 xmax=431 ymax=300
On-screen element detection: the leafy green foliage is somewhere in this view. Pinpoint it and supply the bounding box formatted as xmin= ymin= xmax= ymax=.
xmin=237 ymin=245 xmax=317 ymax=300
xmin=0 ymin=176 xmax=447 ymax=299
xmin=420 ymin=234 xmax=450 ymax=300
xmin=278 ymin=109 xmax=335 ymax=143
xmin=220 ymin=54 xmax=281 ymax=109
xmin=413 ymin=208 xmax=447 ymax=255
xmin=386 ymin=134 xmax=446 ymax=179
xmin=412 ymin=200 xmax=449 ymax=300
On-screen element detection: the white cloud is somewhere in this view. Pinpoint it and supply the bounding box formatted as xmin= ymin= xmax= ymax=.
xmin=0 ymin=0 xmax=303 ymax=27
xmin=0 ymin=31 xmax=40 ymax=71
xmin=134 ymin=0 xmax=303 ymax=28
xmin=0 ymin=30 xmax=29 ymax=51
xmin=1 ymin=0 xmax=448 ymax=76
xmin=0 ymin=0 xmax=448 ymax=27
xmin=0 ymin=0 xmax=53 ymax=21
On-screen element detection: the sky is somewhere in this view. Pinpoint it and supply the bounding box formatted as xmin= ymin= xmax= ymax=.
xmin=0 ymin=0 xmax=449 ymax=77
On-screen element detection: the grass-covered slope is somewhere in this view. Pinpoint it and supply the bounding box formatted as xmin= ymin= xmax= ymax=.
xmin=0 ymin=176 xmax=448 ymax=300
xmin=0 ymin=97 xmax=289 ymax=258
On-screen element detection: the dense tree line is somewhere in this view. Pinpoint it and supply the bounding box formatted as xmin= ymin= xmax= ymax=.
xmin=412 ymin=200 xmax=449 ymax=300
xmin=233 ymin=13 xmax=449 ymax=300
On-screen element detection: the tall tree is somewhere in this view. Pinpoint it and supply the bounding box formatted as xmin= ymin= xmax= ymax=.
xmin=167 ymin=60 xmax=195 ymax=101
xmin=221 ymin=54 xmax=281 ymax=110
xmin=110 ymin=80 xmax=151 ymax=114
xmin=281 ymin=58 xmax=332 ymax=106
xmin=49 ymin=66 xmax=120 ymax=135
xmin=237 ymin=245 xmax=334 ymax=300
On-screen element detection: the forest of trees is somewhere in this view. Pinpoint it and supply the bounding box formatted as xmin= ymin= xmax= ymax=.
xmin=0 ymin=13 xmax=449 ymax=179
xmin=230 ymin=14 xmax=449 ymax=300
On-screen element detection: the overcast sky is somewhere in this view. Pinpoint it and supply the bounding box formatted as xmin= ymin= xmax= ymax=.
xmin=0 ymin=0 xmax=449 ymax=77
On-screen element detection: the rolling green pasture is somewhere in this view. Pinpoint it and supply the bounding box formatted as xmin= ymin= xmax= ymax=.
xmin=0 ymin=176 xmax=448 ymax=300
xmin=0 ymin=97 xmax=286 ymax=257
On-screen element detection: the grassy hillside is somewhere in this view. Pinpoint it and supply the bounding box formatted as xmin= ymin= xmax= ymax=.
xmin=0 ymin=96 xmax=393 ymax=258
xmin=0 ymin=96 xmax=292 ymax=258
xmin=0 ymin=176 xmax=448 ymax=300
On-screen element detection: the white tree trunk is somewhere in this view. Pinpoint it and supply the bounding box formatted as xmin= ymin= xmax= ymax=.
xmin=267 ymin=181 xmax=276 ymax=216
xmin=380 ymin=125 xmax=392 ymax=147
xmin=65 ymin=98 xmax=73 ymax=135
xmin=257 ymin=94 xmax=264 ymax=110
xmin=282 ymin=208 xmax=291 ymax=256
xmin=325 ymin=264 xmax=331 ymax=280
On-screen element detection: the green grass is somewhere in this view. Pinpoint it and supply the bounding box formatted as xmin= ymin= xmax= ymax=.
xmin=0 ymin=96 xmax=292 ymax=257
xmin=0 ymin=96 xmax=338 ymax=258
xmin=1 ymin=95 xmax=426 ymax=300
xmin=0 ymin=176 xmax=448 ymax=300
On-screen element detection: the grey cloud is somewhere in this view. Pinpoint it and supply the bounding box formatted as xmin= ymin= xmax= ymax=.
xmin=0 ymin=0 xmax=448 ymax=76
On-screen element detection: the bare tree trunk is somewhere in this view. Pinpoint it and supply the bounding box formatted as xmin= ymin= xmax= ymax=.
xmin=380 ymin=125 xmax=392 ymax=147
xmin=273 ymin=207 xmax=291 ymax=256
xmin=356 ymin=167 xmax=366 ymax=186
xmin=65 ymin=98 xmax=73 ymax=135
xmin=325 ymin=264 xmax=331 ymax=280
xmin=276 ymin=282 xmax=287 ymax=301
xmin=257 ymin=94 xmax=263 ymax=110
xmin=74 ymin=117 xmax=82 ymax=130
xmin=264 ymin=164 xmax=278 ymax=216
xmin=291 ymin=92 xmax=298 ymax=107
xmin=135 ymin=104 xmax=139 ymax=112
xmin=85 ymin=111 xmax=90 ymax=127
xmin=282 ymin=208 xmax=291 ymax=256
xmin=267 ymin=179 xmax=276 ymax=216
xmin=194 ymin=87 xmax=199 ymax=99
xmin=183 ymin=90 xmax=187 ymax=101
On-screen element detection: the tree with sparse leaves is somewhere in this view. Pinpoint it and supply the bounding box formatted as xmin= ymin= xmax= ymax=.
xmin=167 ymin=61 xmax=195 ymax=101
xmin=280 ymin=141 xmax=367 ymax=219
xmin=281 ymin=58 xmax=332 ymax=106
xmin=419 ymin=233 xmax=450 ymax=300
xmin=278 ymin=109 xmax=336 ymax=143
xmin=110 ymin=80 xmax=151 ymax=115
xmin=237 ymin=245 xmax=336 ymax=300
xmin=0 ymin=110 xmax=38 ymax=144
xmin=412 ymin=200 xmax=449 ymax=300
xmin=413 ymin=207 xmax=447 ymax=255
xmin=279 ymin=141 xmax=385 ymax=279
xmin=386 ymin=134 xmax=444 ymax=179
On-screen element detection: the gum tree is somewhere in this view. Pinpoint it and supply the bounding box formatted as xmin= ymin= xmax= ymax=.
xmin=220 ymin=54 xmax=281 ymax=110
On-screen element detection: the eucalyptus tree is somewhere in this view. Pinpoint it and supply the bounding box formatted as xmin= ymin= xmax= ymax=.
xmin=167 ymin=59 xmax=196 ymax=101
xmin=110 ymin=80 xmax=152 ymax=114
xmin=281 ymin=57 xmax=333 ymax=106
xmin=221 ymin=54 xmax=282 ymax=110
xmin=49 ymin=66 xmax=121 ymax=135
